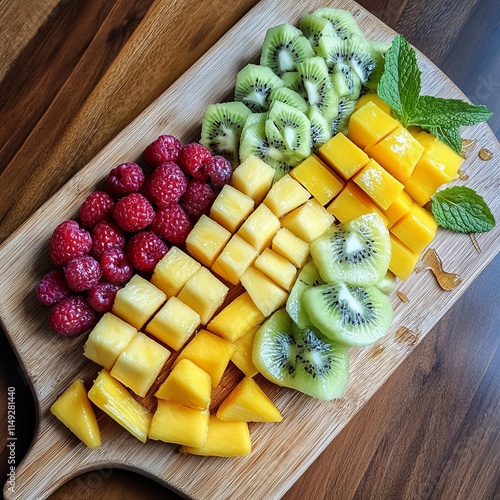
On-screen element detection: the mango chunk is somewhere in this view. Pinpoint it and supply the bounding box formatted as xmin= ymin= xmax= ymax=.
xmin=254 ymin=248 xmax=297 ymax=292
xmin=271 ymin=228 xmax=310 ymax=268
xmin=263 ymin=174 xmax=311 ymax=218
xmin=354 ymin=92 xmax=392 ymax=114
xmin=389 ymin=234 xmax=420 ymax=281
xmin=237 ymin=203 xmax=280 ymax=252
xmin=231 ymin=155 xmax=275 ymax=204
xmin=381 ymin=190 xmax=413 ymax=228
xmin=231 ymin=326 xmax=259 ymax=377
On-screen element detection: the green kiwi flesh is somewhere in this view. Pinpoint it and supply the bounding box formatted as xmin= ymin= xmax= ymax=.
xmin=306 ymin=105 xmax=332 ymax=151
xmin=331 ymin=96 xmax=356 ymax=134
xmin=268 ymin=87 xmax=309 ymax=113
xmin=313 ymin=8 xmax=364 ymax=40
xmin=299 ymin=13 xmax=335 ymax=50
xmin=331 ymin=63 xmax=362 ymax=100
xmin=376 ymin=271 xmax=398 ymax=294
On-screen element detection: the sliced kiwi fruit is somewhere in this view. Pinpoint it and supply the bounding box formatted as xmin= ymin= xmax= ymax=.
xmin=363 ymin=42 xmax=387 ymax=90
xmin=306 ymin=105 xmax=332 ymax=152
xmin=252 ymin=308 xmax=350 ymax=400
xmin=331 ymin=63 xmax=362 ymax=100
xmin=313 ymin=8 xmax=364 ymax=40
xmin=235 ymin=64 xmax=284 ymax=113
xmin=310 ymin=213 xmax=391 ymax=285
xmin=302 ymin=282 xmax=393 ymax=347
xmin=376 ymin=271 xmax=398 ymax=294
xmin=331 ymin=96 xmax=356 ymax=134
xmin=298 ymin=13 xmax=335 ymax=51
xmin=268 ymin=86 xmax=308 ymax=113
xmin=260 ymin=24 xmax=315 ymax=76
xmin=281 ymin=71 xmax=307 ymax=98
xmin=200 ymin=102 xmax=252 ymax=166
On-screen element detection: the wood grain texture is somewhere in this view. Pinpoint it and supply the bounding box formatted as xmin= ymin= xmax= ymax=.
xmin=1 ymin=0 xmax=499 ymax=498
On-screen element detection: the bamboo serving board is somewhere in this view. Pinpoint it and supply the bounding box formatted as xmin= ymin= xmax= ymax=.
xmin=1 ymin=0 xmax=499 ymax=498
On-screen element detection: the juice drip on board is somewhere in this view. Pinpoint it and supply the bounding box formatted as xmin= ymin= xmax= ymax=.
xmin=416 ymin=248 xmax=461 ymax=290
xmin=395 ymin=326 xmax=420 ymax=346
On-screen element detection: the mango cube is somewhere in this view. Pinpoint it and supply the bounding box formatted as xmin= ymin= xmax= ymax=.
xmin=231 ymin=155 xmax=275 ymax=204
xmin=263 ymin=174 xmax=311 ymax=218
xmin=237 ymin=203 xmax=280 ymax=252
xmin=389 ymin=234 xmax=420 ymax=281
xmin=210 ymin=184 xmax=254 ymax=232
xmin=254 ymin=248 xmax=297 ymax=291
xmin=381 ymin=190 xmax=413 ymax=228
xmin=354 ymin=92 xmax=392 ymax=114
xmin=271 ymin=228 xmax=310 ymax=268
xmin=231 ymin=326 xmax=259 ymax=377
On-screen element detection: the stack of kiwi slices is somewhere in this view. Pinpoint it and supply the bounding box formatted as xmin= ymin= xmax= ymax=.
xmin=200 ymin=7 xmax=388 ymax=180
xmin=252 ymin=213 xmax=395 ymax=400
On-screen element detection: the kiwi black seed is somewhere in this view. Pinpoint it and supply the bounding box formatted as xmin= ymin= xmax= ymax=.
xmin=306 ymin=105 xmax=332 ymax=151
xmin=298 ymin=13 xmax=335 ymax=50
xmin=331 ymin=96 xmax=356 ymax=134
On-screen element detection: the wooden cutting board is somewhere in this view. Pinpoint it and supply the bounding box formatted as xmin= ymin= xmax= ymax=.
xmin=1 ymin=0 xmax=499 ymax=498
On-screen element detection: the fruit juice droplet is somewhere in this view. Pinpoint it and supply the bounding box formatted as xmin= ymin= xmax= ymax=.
xmin=461 ymin=138 xmax=477 ymax=159
xmin=458 ymin=169 xmax=469 ymax=181
xmin=371 ymin=345 xmax=385 ymax=358
xmin=395 ymin=326 xmax=420 ymax=346
xmin=397 ymin=290 xmax=409 ymax=303
xmin=416 ymin=248 xmax=461 ymax=290
xmin=479 ymin=148 xmax=493 ymax=161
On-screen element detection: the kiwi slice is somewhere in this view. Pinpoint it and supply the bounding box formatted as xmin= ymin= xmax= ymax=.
xmin=268 ymin=87 xmax=308 ymax=113
xmin=260 ymin=24 xmax=315 ymax=76
xmin=363 ymin=42 xmax=387 ymax=90
xmin=298 ymin=13 xmax=335 ymax=50
xmin=252 ymin=308 xmax=350 ymax=400
xmin=306 ymin=105 xmax=332 ymax=151
xmin=310 ymin=213 xmax=391 ymax=285
xmin=331 ymin=96 xmax=356 ymax=134
xmin=376 ymin=271 xmax=398 ymax=294
xmin=302 ymin=282 xmax=393 ymax=347
xmin=313 ymin=8 xmax=364 ymax=40
xmin=200 ymin=102 xmax=252 ymax=166
xmin=235 ymin=64 xmax=284 ymax=113
xmin=281 ymin=71 xmax=307 ymax=98
xmin=331 ymin=63 xmax=362 ymax=100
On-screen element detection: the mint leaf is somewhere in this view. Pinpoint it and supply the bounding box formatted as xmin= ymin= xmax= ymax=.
xmin=431 ymin=186 xmax=496 ymax=233
xmin=377 ymin=35 xmax=421 ymax=125
xmin=426 ymin=126 xmax=462 ymax=154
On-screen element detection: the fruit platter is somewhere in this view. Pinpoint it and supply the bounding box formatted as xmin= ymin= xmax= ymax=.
xmin=0 ymin=0 xmax=499 ymax=498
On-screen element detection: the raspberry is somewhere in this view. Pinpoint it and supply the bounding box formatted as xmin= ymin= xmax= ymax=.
xmin=87 ymin=282 xmax=121 ymax=313
xmin=113 ymin=192 xmax=155 ymax=232
xmin=144 ymin=135 xmax=182 ymax=165
xmin=91 ymin=220 xmax=125 ymax=258
xmin=206 ymin=155 xmax=232 ymax=187
xmin=144 ymin=162 xmax=188 ymax=209
xmin=106 ymin=162 xmax=145 ymax=198
xmin=151 ymin=204 xmax=192 ymax=245
xmin=48 ymin=296 xmax=97 ymax=336
xmin=64 ymin=255 xmax=102 ymax=292
xmin=100 ymin=248 xmax=133 ymax=284
xmin=178 ymin=143 xmax=212 ymax=180
xmin=50 ymin=220 xmax=92 ymax=267
xmin=180 ymin=180 xmax=216 ymax=222
xmin=79 ymin=191 xmax=115 ymax=229
xmin=126 ymin=231 xmax=168 ymax=273
xmin=36 ymin=270 xmax=71 ymax=306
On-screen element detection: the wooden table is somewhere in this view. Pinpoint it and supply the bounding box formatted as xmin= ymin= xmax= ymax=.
xmin=1 ymin=0 xmax=499 ymax=498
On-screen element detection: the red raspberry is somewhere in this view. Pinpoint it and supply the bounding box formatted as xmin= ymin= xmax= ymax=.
xmin=180 ymin=180 xmax=216 ymax=222
xmin=126 ymin=231 xmax=168 ymax=273
xmin=50 ymin=220 xmax=92 ymax=267
xmin=106 ymin=162 xmax=145 ymax=198
xmin=113 ymin=192 xmax=155 ymax=232
xmin=100 ymin=248 xmax=133 ymax=284
xmin=144 ymin=162 xmax=188 ymax=209
xmin=144 ymin=135 xmax=182 ymax=165
xmin=151 ymin=204 xmax=192 ymax=245
xmin=64 ymin=255 xmax=102 ymax=292
xmin=178 ymin=143 xmax=212 ymax=180
xmin=91 ymin=220 xmax=125 ymax=258
xmin=49 ymin=296 xmax=97 ymax=336
xmin=206 ymin=155 xmax=232 ymax=187
xmin=36 ymin=270 xmax=71 ymax=306
xmin=79 ymin=191 xmax=115 ymax=228
xmin=87 ymin=282 xmax=121 ymax=313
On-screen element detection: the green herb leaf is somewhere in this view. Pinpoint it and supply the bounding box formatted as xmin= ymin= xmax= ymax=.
xmin=431 ymin=186 xmax=496 ymax=233
xmin=425 ymin=126 xmax=463 ymax=154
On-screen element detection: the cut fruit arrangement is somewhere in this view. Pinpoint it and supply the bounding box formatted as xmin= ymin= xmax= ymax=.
xmin=40 ymin=8 xmax=494 ymax=457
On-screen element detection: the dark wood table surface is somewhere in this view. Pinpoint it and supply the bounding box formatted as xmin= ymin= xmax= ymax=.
xmin=1 ymin=0 xmax=499 ymax=498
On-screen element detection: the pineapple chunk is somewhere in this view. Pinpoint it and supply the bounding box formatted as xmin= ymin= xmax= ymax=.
xmin=211 ymin=234 xmax=258 ymax=285
xmin=174 ymin=329 xmax=235 ymax=388
xmin=149 ymin=400 xmax=209 ymax=447
xmin=146 ymin=296 xmax=201 ymax=351
xmin=151 ymin=247 xmax=201 ymax=297
xmin=155 ymin=358 xmax=211 ymax=410
xmin=179 ymin=415 xmax=251 ymax=457
xmin=83 ymin=313 xmax=137 ymax=370
xmin=110 ymin=332 xmax=170 ymax=398
xmin=271 ymin=228 xmax=309 ymax=268
xmin=210 ymin=184 xmax=254 ymax=232
xmin=240 ymin=266 xmax=288 ymax=317
xmin=354 ymin=92 xmax=392 ymax=114
xmin=237 ymin=203 xmax=280 ymax=252
xmin=185 ymin=214 xmax=231 ymax=268
xmin=177 ymin=267 xmax=229 ymax=325
xmin=263 ymin=174 xmax=311 ymax=218
xmin=50 ymin=378 xmax=101 ymax=449
xmin=231 ymin=155 xmax=275 ymax=204
xmin=231 ymin=326 xmax=259 ymax=377
xmin=216 ymin=377 xmax=282 ymax=422
xmin=207 ymin=291 xmax=265 ymax=342
xmin=381 ymin=190 xmax=413 ymax=228
xmin=254 ymin=248 xmax=297 ymax=291
xmin=88 ymin=369 xmax=152 ymax=443
xmin=389 ymin=234 xmax=420 ymax=281
xmin=112 ymin=275 xmax=166 ymax=330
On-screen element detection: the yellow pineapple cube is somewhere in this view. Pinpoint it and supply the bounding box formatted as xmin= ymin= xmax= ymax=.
xmin=211 ymin=234 xmax=258 ymax=285
xmin=155 ymin=358 xmax=212 ymax=410
xmin=88 ymin=369 xmax=152 ymax=443
xmin=231 ymin=326 xmax=259 ymax=377
xmin=177 ymin=267 xmax=229 ymax=325
xmin=231 ymin=155 xmax=275 ymax=204
xmin=83 ymin=313 xmax=137 ymax=370
xmin=149 ymin=400 xmax=209 ymax=447
xmin=175 ymin=329 xmax=235 ymax=388
xmin=263 ymin=174 xmax=311 ymax=217
xmin=354 ymin=92 xmax=392 ymax=114
xmin=381 ymin=190 xmax=413 ymax=228
xmin=271 ymin=228 xmax=309 ymax=268
xmin=389 ymin=234 xmax=420 ymax=281
xmin=240 ymin=266 xmax=288 ymax=317
xmin=112 ymin=275 xmax=166 ymax=330
xmin=146 ymin=296 xmax=201 ymax=351
xmin=216 ymin=377 xmax=282 ymax=422
xmin=110 ymin=332 xmax=170 ymax=398
xmin=185 ymin=215 xmax=231 ymax=268
xmin=210 ymin=184 xmax=254 ymax=232
xmin=151 ymin=247 xmax=201 ymax=298
xmin=254 ymin=248 xmax=297 ymax=291
xmin=237 ymin=203 xmax=280 ymax=252
xmin=179 ymin=415 xmax=251 ymax=456
xmin=50 ymin=378 xmax=101 ymax=449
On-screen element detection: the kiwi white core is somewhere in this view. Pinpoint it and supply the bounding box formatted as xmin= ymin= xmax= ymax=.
xmin=338 ymin=283 xmax=364 ymax=314
xmin=345 ymin=232 xmax=364 ymax=254
xmin=279 ymin=52 xmax=295 ymax=72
